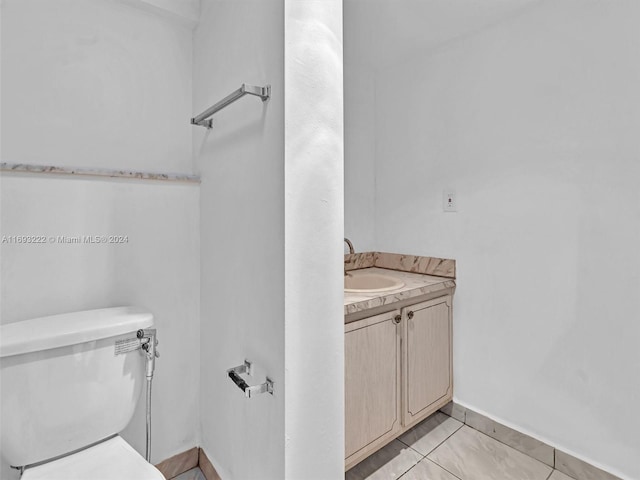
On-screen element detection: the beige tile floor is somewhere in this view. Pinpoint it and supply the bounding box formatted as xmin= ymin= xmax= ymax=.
xmin=346 ymin=412 xmax=577 ymax=480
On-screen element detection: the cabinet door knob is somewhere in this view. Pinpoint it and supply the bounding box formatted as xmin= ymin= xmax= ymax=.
xmin=393 ymin=314 xmax=401 ymax=324
xmin=407 ymin=311 xmax=414 ymax=319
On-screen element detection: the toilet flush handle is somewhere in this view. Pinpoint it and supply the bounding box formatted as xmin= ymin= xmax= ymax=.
xmin=137 ymin=328 xmax=159 ymax=377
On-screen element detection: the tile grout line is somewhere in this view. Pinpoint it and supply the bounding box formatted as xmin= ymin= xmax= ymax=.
xmin=441 ymin=408 xmax=585 ymax=480
xmin=396 ymin=417 xmax=466 ymax=480
xmin=442 ymin=413 xmax=582 ymax=480
xmin=397 ymin=458 xmax=465 ymax=480
xmin=462 ymin=424 xmax=554 ymax=472
xmin=417 ymin=424 xmax=466 ymax=480
xmin=442 ymin=409 xmax=556 ymax=471
xmin=396 ymin=463 xmax=417 ymax=480
xmin=426 ymin=457 xmax=465 ymax=480
xmin=393 ymin=454 xmax=422 ymax=480
xmin=445 ymin=403 xmax=614 ymax=479
xmin=396 ymin=416 xmax=465 ymax=458
xmin=432 ymin=423 xmax=558 ymax=480
xmin=396 ymin=440 xmax=421 ymax=459
xmin=393 ymin=406 xmax=589 ymax=480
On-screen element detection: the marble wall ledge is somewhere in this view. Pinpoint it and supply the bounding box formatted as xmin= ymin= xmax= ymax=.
xmin=0 ymin=162 xmax=201 ymax=184
xmin=345 ymin=251 xmax=456 ymax=279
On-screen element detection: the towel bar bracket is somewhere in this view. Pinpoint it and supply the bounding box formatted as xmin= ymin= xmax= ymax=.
xmin=191 ymin=83 xmax=271 ymax=129
xmin=192 ymin=118 xmax=213 ymax=129
xmin=227 ymin=360 xmax=274 ymax=398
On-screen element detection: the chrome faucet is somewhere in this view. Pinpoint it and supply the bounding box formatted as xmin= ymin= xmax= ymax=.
xmin=344 ymin=238 xmax=355 ymax=276
xmin=344 ymin=237 xmax=355 ymax=255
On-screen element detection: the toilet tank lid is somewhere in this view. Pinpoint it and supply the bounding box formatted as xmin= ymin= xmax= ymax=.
xmin=0 ymin=307 xmax=154 ymax=358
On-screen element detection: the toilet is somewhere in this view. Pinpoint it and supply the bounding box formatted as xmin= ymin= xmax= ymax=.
xmin=0 ymin=307 xmax=165 ymax=479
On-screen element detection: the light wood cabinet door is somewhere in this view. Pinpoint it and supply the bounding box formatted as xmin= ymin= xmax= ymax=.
xmin=402 ymin=296 xmax=452 ymax=428
xmin=345 ymin=310 xmax=401 ymax=467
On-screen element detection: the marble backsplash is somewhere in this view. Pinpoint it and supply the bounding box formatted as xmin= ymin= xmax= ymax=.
xmin=344 ymin=252 xmax=456 ymax=279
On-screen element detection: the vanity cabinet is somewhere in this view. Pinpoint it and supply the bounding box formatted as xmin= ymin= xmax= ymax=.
xmin=345 ymin=309 xmax=401 ymax=464
xmin=402 ymin=296 xmax=453 ymax=429
xmin=345 ymin=295 xmax=453 ymax=470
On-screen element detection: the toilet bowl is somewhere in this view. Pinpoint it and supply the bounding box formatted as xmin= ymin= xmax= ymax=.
xmin=0 ymin=307 xmax=164 ymax=479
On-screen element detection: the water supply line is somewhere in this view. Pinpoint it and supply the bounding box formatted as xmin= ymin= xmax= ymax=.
xmin=137 ymin=328 xmax=159 ymax=463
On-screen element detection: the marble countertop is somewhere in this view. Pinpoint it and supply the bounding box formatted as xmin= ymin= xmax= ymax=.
xmin=344 ymin=267 xmax=456 ymax=316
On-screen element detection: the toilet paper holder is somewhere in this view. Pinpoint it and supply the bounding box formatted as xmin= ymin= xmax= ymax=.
xmin=227 ymin=360 xmax=274 ymax=398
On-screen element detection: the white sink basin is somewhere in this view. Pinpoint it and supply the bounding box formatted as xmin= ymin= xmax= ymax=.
xmin=344 ymin=272 xmax=405 ymax=293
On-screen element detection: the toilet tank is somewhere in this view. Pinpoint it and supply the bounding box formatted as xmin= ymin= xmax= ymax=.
xmin=0 ymin=307 xmax=154 ymax=468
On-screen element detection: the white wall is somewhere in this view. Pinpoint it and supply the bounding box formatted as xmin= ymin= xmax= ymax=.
xmin=284 ymin=1 xmax=344 ymax=478
xmin=194 ymin=1 xmax=285 ymax=478
xmin=343 ymin=5 xmax=376 ymax=252
xmin=195 ymin=2 xmax=344 ymax=478
xmin=372 ymin=1 xmax=640 ymax=478
xmin=1 ymin=0 xmax=193 ymax=172
xmin=1 ymin=1 xmax=200 ymax=477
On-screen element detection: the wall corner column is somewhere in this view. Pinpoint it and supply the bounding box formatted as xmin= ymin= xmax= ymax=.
xmin=284 ymin=0 xmax=344 ymax=478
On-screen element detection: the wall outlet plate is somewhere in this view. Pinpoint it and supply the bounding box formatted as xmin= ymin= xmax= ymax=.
xmin=443 ymin=189 xmax=457 ymax=212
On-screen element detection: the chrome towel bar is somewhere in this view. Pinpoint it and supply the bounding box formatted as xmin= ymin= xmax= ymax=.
xmin=191 ymin=83 xmax=271 ymax=129
xmin=227 ymin=360 xmax=274 ymax=398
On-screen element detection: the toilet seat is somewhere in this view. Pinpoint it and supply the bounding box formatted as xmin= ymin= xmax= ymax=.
xmin=21 ymin=436 xmax=165 ymax=480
